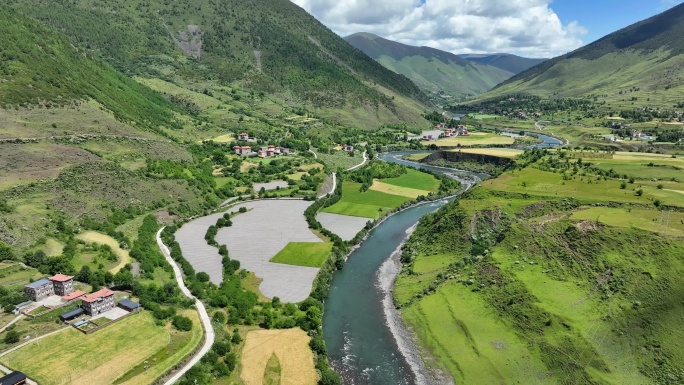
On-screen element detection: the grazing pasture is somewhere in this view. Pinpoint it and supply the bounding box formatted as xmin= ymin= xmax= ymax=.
xmin=369 ymin=181 xmax=430 ymax=198
xmin=448 ymin=148 xmax=523 ymax=158
xmin=240 ymin=329 xmax=317 ymax=385
xmin=321 ymin=182 xmax=412 ymax=219
xmin=380 ymin=169 xmax=441 ymax=191
xmin=1 ymin=312 xmax=169 ymax=385
xmin=427 ymin=133 xmax=515 ymax=147
xmin=215 ymin=200 xmax=321 ymax=302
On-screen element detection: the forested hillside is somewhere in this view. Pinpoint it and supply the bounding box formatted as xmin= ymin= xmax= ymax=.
xmin=345 ymin=32 xmax=513 ymax=100
xmin=9 ymin=0 xmax=430 ymax=126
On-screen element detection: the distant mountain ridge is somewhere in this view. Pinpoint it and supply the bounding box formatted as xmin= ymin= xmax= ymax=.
xmin=482 ymin=2 xmax=684 ymax=101
xmin=344 ymin=32 xmax=514 ymax=99
xmin=459 ymin=54 xmax=547 ymax=75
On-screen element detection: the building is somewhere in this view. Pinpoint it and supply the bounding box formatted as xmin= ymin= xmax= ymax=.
xmin=62 ymin=290 xmax=86 ymax=301
xmin=233 ymin=145 xmax=252 ymax=156
xmin=237 ymin=132 xmax=250 ymax=141
xmin=0 ymin=371 xmax=26 ymax=385
xmin=24 ymin=278 xmax=54 ymax=301
xmin=50 ymin=274 xmax=74 ymax=296
xmin=81 ymin=288 xmax=115 ymax=316
xmin=59 ymin=307 xmax=84 ymax=322
xmin=118 ymin=299 xmax=141 ymax=312
xmin=342 ymin=144 xmax=354 ymax=152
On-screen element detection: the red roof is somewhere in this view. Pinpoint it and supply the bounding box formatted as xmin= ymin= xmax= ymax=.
xmin=81 ymin=288 xmax=115 ymax=303
xmin=62 ymin=290 xmax=86 ymax=301
xmin=233 ymin=145 xmax=240 ymax=149
xmin=239 ymin=133 xmax=248 ymax=136
xmin=50 ymin=274 xmax=73 ymax=282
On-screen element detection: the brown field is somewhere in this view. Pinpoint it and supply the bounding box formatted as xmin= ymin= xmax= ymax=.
xmin=241 ymin=329 xmax=317 ymax=385
xmin=369 ymin=180 xmax=431 ymax=198
xmin=76 ymin=231 xmax=131 ymax=273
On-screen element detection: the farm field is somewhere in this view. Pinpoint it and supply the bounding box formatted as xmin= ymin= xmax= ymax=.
xmin=76 ymin=231 xmax=131 ymax=273
xmin=427 ymin=132 xmax=515 ymax=147
xmin=369 ymin=180 xmax=430 ymax=198
xmin=321 ymin=182 xmax=413 ymax=219
xmin=215 ymin=200 xmax=321 ymax=302
xmin=447 ymin=148 xmax=523 ymax=158
xmin=482 ymin=167 xmax=684 ymax=207
xmin=317 ymin=150 xmax=363 ymax=171
xmin=1 ymin=312 xmax=170 ymax=385
xmin=240 ymin=328 xmax=317 ymax=385
xmin=270 ymin=242 xmax=333 ymax=268
xmin=380 ymin=169 xmax=441 ymax=191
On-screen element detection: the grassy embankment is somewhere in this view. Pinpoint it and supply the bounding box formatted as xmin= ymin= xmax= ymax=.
xmin=396 ymin=149 xmax=684 ymax=385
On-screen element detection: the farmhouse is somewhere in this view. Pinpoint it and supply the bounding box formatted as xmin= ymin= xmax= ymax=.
xmin=258 ymin=145 xmax=287 ymax=158
xmin=342 ymin=144 xmax=354 ymax=152
xmin=24 ymin=279 xmax=54 ymax=301
xmin=233 ymin=145 xmax=253 ymax=156
xmin=81 ymin=288 xmax=115 ymax=316
xmin=237 ymin=132 xmax=250 ymax=141
xmin=50 ymin=274 xmax=74 ymax=296
xmin=0 ymin=371 xmax=26 ymax=385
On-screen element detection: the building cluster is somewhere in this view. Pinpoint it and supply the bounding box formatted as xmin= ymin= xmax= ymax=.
xmin=24 ymin=274 xmax=75 ymax=301
xmin=257 ymin=145 xmax=289 ymax=158
xmin=443 ymin=125 xmax=470 ymax=138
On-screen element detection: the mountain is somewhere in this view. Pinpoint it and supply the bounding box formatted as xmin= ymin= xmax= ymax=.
xmin=481 ymin=3 xmax=684 ymax=103
xmin=459 ymin=54 xmax=547 ymax=75
xmin=344 ymin=32 xmax=514 ymax=99
xmin=11 ymin=0 xmax=431 ymax=128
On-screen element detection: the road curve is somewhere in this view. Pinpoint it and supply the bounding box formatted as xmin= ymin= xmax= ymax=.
xmin=347 ymin=150 xmax=368 ymax=171
xmin=156 ymin=228 xmax=215 ymax=385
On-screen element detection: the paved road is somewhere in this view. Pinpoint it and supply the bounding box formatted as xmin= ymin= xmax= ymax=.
xmin=0 ymin=314 xmax=23 ymax=334
xmin=318 ymin=172 xmax=337 ymax=198
xmin=156 ymin=228 xmax=215 ymax=385
xmin=347 ymin=151 xmax=368 ymax=171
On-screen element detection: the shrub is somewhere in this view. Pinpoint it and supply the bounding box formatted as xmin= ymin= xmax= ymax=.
xmin=173 ymin=315 xmax=193 ymax=331
xmin=4 ymin=330 xmax=20 ymax=344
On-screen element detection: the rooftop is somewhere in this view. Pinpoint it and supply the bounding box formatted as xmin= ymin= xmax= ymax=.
xmin=118 ymin=299 xmax=141 ymax=310
xmin=62 ymin=290 xmax=86 ymax=301
xmin=25 ymin=278 xmax=51 ymax=289
xmin=0 ymin=371 xmax=27 ymax=384
xmin=81 ymin=288 xmax=115 ymax=303
xmin=50 ymin=273 xmax=73 ymax=282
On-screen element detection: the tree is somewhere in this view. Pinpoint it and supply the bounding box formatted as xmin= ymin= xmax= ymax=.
xmin=4 ymin=330 xmax=20 ymax=344
xmin=173 ymin=315 xmax=193 ymax=331
xmin=0 ymin=242 xmax=14 ymax=261
xmin=231 ymin=328 xmax=242 ymax=344
xmin=225 ymin=352 xmax=237 ymax=371
xmin=197 ymin=272 xmax=210 ymax=282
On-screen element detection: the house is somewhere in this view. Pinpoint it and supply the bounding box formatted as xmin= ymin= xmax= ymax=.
xmin=258 ymin=145 xmax=281 ymax=158
xmin=444 ymin=128 xmax=455 ymax=137
xmin=24 ymin=278 xmax=54 ymax=301
xmin=342 ymin=144 xmax=354 ymax=152
xmin=237 ymin=132 xmax=250 ymax=141
xmin=81 ymin=288 xmax=115 ymax=316
xmin=50 ymin=274 xmax=74 ymax=296
xmin=0 ymin=371 xmax=27 ymax=385
xmin=422 ymin=135 xmax=433 ymax=141
xmin=233 ymin=146 xmax=253 ymax=156
xmin=118 ymin=299 xmax=141 ymax=312
xmin=59 ymin=307 xmax=84 ymax=322
xmin=457 ymin=125 xmax=470 ymax=136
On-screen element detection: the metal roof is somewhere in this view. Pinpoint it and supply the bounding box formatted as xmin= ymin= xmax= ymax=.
xmin=25 ymin=278 xmax=51 ymax=289
xmin=0 ymin=371 xmax=27 ymax=384
xmin=59 ymin=307 xmax=84 ymax=320
xmin=118 ymin=299 xmax=140 ymax=310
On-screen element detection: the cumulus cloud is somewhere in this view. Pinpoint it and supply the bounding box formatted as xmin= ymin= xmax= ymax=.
xmin=290 ymin=0 xmax=588 ymax=57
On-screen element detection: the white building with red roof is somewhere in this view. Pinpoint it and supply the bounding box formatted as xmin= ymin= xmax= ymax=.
xmin=49 ymin=274 xmax=74 ymax=296
xmin=81 ymin=288 xmax=115 ymax=316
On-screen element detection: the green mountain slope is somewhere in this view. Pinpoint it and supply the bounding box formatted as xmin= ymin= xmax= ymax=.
xmin=11 ymin=0 xmax=430 ymax=128
xmin=459 ymin=54 xmax=546 ymax=74
xmin=481 ymin=3 xmax=684 ymax=104
xmin=344 ymin=32 xmax=514 ymax=99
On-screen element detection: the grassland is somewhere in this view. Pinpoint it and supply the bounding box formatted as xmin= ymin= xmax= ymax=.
xmin=76 ymin=231 xmax=131 ymax=273
xmin=270 ymin=242 xmax=333 ymax=268
xmin=427 ymin=133 xmax=515 ymax=147
xmin=369 ymin=181 xmax=431 ymax=198
xmin=397 ymin=159 xmax=684 ymax=385
xmin=403 ymin=153 xmax=431 ymax=161
xmin=380 ymin=168 xmax=441 ymax=191
xmin=321 ymin=182 xmax=413 ymax=219
xmin=240 ymin=329 xmax=317 ymax=385
xmin=1 ymin=312 xmax=169 ymax=385
xmin=447 ymin=148 xmax=523 ymax=158
xmin=317 ymin=151 xmax=363 ymax=171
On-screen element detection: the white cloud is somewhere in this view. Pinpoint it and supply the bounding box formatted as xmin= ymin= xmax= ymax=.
xmin=290 ymin=0 xmax=588 ymax=57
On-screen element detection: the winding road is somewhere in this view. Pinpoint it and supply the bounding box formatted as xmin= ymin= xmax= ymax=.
xmin=156 ymin=228 xmax=215 ymax=385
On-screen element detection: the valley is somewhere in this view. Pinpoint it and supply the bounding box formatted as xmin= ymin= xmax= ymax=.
xmin=0 ymin=1 xmax=683 ymax=385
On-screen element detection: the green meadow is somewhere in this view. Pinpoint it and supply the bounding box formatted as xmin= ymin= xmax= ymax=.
xmin=270 ymin=242 xmax=333 ymax=268
xmin=321 ymin=182 xmax=413 ymax=219
xmin=380 ymin=169 xmax=440 ymax=191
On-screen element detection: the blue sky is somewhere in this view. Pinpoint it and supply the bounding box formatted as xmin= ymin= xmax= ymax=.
xmin=551 ymin=0 xmax=683 ymax=44
xmin=292 ymin=0 xmax=684 ymax=57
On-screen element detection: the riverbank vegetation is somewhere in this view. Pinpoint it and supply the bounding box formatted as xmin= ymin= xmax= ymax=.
xmin=397 ymin=147 xmax=684 ymax=385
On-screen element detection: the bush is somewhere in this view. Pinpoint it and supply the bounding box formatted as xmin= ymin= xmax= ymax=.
xmin=173 ymin=315 xmax=193 ymax=331
xmin=4 ymin=330 xmax=20 ymax=344
xmin=309 ymin=336 xmax=327 ymax=356
xmin=212 ymin=341 xmax=231 ymax=356
xmin=225 ymin=352 xmax=237 ymax=371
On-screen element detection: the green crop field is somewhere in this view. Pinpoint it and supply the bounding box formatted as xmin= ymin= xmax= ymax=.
xmin=270 ymin=242 xmax=333 ymax=268
xmin=428 ymin=133 xmax=515 ymax=147
xmin=321 ymin=182 xmax=413 ymax=219
xmin=380 ymin=169 xmax=440 ymax=191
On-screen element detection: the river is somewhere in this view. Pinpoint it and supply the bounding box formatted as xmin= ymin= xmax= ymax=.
xmin=322 ymin=152 xmax=483 ymax=385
